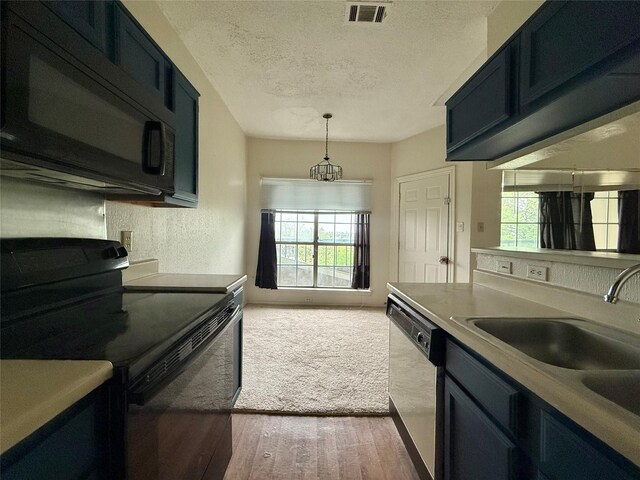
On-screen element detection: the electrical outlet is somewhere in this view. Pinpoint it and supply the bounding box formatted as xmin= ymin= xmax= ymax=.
xmin=527 ymin=265 xmax=548 ymax=281
xmin=456 ymin=222 xmax=465 ymax=232
xmin=121 ymin=231 xmax=133 ymax=252
xmin=497 ymin=260 xmax=512 ymax=274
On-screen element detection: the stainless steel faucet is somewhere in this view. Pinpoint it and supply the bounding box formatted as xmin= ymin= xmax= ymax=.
xmin=604 ymin=263 xmax=640 ymax=304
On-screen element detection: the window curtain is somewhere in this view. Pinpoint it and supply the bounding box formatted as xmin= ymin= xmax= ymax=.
xmin=539 ymin=192 xmax=596 ymax=251
xmin=618 ymin=190 xmax=640 ymax=254
xmin=352 ymin=213 xmax=370 ymax=289
xmin=255 ymin=210 xmax=278 ymax=289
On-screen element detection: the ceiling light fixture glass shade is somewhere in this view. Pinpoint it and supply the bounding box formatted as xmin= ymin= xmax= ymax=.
xmin=310 ymin=113 xmax=342 ymax=182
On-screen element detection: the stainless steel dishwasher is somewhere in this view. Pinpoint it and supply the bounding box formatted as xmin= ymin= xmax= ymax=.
xmin=387 ymin=294 xmax=445 ymax=480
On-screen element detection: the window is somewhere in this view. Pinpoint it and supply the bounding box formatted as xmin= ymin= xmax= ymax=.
xmin=500 ymin=191 xmax=540 ymax=248
xmin=500 ymin=190 xmax=620 ymax=250
xmin=591 ymin=191 xmax=619 ymax=250
xmin=274 ymin=211 xmax=358 ymax=288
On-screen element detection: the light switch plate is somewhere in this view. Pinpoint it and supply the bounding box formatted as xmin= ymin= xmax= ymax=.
xmin=456 ymin=222 xmax=465 ymax=232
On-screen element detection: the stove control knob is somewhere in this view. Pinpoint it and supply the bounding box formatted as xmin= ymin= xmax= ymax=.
xmin=416 ymin=332 xmax=424 ymax=344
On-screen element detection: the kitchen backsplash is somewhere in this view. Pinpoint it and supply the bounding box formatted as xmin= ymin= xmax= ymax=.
xmin=475 ymin=252 xmax=640 ymax=304
xmin=0 ymin=177 xmax=106 ymax=239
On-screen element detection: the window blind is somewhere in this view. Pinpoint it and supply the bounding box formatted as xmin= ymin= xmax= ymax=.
xmin=260 ymin=178 xmax=372 ymax=211
xmin=502 ymin=170 xmax=640 ymax=193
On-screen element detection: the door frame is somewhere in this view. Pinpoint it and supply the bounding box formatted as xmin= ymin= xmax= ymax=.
xmin=391 ymin=166 xmax=456 ymax=283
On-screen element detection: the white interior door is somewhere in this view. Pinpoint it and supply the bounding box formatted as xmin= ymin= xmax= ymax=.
xmin=398 ymin=172 xmax=451 ymax=282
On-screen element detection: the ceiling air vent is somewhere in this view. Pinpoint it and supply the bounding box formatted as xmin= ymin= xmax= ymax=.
xmin=346 ymin=3 xmax=389 ymax=24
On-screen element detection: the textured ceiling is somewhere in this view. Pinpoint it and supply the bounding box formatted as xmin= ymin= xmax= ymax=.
xmin=158 ymin=1 xmax=499 ymax=142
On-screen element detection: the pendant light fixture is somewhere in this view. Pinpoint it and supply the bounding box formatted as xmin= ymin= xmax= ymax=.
xmin=310 ymin=113 xmax=342 ymax=182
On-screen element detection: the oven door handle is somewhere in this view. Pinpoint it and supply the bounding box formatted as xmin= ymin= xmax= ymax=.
xmin=129 ymin=307 xmax=241 ymax=406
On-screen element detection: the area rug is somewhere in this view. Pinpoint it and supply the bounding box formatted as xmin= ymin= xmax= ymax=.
xmin=233 ymin=304 xmax=389 ymax=415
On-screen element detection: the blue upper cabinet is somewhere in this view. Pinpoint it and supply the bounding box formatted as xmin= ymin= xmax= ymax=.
xmin=171 ymin=71 xmax=199 ymax=206
xmin=114 ymin=4 xmax=170 ymax=107
xmin=519 ymin=1 xmax=640 ymax=109
xmin=445 ymin=0 xmax=640 ymax=162
xmin=44 ymin=1 xmax=109 ymax=55
xmin=446 ymin=45 xmax=513 ymax=153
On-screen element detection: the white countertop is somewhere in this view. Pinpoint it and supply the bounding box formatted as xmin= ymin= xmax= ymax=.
xmin=387 ymin=280 xmax=640 ymax=468
xmin=124 ymin=273 xmax=247 ymax=293
xmin=0 ymin=360 xmax=112 ymax=454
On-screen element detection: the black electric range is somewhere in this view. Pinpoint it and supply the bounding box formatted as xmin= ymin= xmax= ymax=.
xmin=1 ymin=238 xmax=241 ymax=480
xmin=2 ymin=289 xmax=229 ymax=378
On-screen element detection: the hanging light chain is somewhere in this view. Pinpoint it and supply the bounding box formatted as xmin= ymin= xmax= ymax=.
xmin=325 ymin=115 xmax=330 ymax=161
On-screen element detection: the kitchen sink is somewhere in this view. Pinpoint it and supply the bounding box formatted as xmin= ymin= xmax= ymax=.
xmin=470 ymin=318 xmax=640 ymax=370
xmin=582 ymin=372 xmax=640 ymax=416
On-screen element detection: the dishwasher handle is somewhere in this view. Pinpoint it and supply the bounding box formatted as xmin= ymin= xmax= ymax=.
xmin=387 ymin=297 xmax=446 ymax=366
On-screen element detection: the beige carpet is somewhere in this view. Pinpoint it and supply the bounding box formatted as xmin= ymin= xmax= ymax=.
xmin=233 ymin=304 xmax=389 ymax=415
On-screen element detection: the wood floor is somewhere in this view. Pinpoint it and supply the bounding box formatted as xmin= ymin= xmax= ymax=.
xmin=222 ymin=414 xmax=420 ymax=480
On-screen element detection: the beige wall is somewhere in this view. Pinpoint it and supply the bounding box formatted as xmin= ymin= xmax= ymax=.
xmin=245 ymin=137 xmax=392 ymax=306
xmin=388 ymin=1 xmax=547 ymax=282
xmin=470 ymin=162 xmax=502 ymax=249
xmin=106 ymin=1 xmax=247 ymax=275
xmin=390 ymin=125 xmax=474 ymax=282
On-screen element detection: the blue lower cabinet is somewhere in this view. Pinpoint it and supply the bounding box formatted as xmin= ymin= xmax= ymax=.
xmin=444 ymin=374 xmax=520 ymax=480
xmin=539 ymin=412 xmax=635 ymax=480
xmin=444 ymin=339 xmax=640 ymax=480
xmin=0 ymin=388 xmax=110 ymax=480
xmin=446 ymin=340 xmax=520 ymax=436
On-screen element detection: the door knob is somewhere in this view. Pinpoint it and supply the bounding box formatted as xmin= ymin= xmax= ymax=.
xmin=439 ymin=256 xmax=450 ymax=265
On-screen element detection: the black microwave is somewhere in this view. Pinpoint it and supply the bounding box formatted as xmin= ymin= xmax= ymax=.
xmin=0 ymin=2 xmax=175 ymax=195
